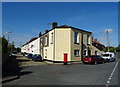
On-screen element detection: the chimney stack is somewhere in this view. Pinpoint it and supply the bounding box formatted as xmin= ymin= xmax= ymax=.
xmin=39 ymin=32 xmax=42 ymax=37
xmin=52 ymin=22 xmax=57 ymax=28
xmin=45 ymin=30 xmax=49 ymax=33
xmin=94 ymin=39 xmax=97 ymax=42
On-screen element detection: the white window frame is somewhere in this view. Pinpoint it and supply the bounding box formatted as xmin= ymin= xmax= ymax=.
xmin=74 ymin=32 xmax=79 ymax=44
xmin=51 ymin=33 xmax=53 ymax=44
xmin=87 ymin=35 xmax=91 ymax=44
xmin=74 ymin=50 xmax=80 ymax=57
xmin=45 ymin=36 xmax=47 ymax=46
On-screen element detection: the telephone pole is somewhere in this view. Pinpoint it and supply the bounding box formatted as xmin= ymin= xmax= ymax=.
xmin=5 ymin=31 xmax=12 ymax=44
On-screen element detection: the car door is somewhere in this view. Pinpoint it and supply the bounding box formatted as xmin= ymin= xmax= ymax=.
xmin=97 ymin=56 xmax=102 ymax=63
xmin=94 ymin=56 xmax=99 ymax=62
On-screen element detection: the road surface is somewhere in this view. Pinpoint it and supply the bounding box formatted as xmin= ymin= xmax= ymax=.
xmin=2 ymin=55 xmax=119 ymax=86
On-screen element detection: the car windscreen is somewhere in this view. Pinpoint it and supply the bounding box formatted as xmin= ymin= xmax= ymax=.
xmin=85 ymin=56 xmax=96 ymax=58
xmin=102 ymin=54 xmax=110 ymax=57
xmin=12 ymin=52 xmax=17 ymax=54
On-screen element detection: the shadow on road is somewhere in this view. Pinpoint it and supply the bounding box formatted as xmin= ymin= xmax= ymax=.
xmin=19 ymin=71 xmax=33 ymax=76
xmin=17 ymin=59 xmax=30 ymax=62
xmin=2 ymin=55 xmax=33 ymax=84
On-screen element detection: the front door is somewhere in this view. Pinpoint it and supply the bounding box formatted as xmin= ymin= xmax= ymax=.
xmin=88 ymin=50 xmax=91 ymax=56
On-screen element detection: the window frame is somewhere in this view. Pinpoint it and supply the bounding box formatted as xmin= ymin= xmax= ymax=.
xmin=74 ymin=50 xmax=80 ymax=57
xmin=74 ymin=32 xmax=79 ymax=44
xmin=51 ymin=32 xmax=54 ymax=44
xmin=45 ymin=36 xmax=48 ymax=46
xmin=87 ymin=35 xmax=91 ymax=45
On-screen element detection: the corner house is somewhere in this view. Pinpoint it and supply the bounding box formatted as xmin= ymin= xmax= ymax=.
xmin=21 ymin=22 xmax=104 ymax=63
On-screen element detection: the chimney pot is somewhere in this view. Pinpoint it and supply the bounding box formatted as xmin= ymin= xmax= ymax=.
xmin=45 ymin=30 xmax=49 ymax=33
xmin=52 ymin=22 xmax=57 ymax=28
xmin=39 ymin=32 xmax=42 ymax=37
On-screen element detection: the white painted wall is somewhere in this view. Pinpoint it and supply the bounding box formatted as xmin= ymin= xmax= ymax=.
xmin=43 ymin=30 xmax=54 ymax=61
xmin=55 ymin=28 xmax=71 ymax=61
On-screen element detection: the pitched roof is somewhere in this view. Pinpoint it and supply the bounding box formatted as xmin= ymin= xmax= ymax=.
xmin=54 ymin=25 xmax=92 ymax=33
xmin=22 ymin=24 xmax=92 ymax=47
xmin=22 ymin=37 xmax=38 ymax=47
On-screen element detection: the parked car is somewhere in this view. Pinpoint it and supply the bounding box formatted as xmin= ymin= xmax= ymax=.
xmin=24 ymin=53 xmax=29 ymax=57
xmin=101 ymin=52 xmax=115 ymax=62
xmin=9 ymin=52 xmax=17 ymax=58
xmin=27 ymin=54 xmax=33 ymax=59
xmin=10 ymin=52 xmax=17 ymax=57
xmin=32 ymin=54 xmax=42 ymax=61
xmin=82 ymin=55 xmax=105 ymax=64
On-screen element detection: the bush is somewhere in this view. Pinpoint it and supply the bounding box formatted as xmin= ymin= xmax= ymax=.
xmin=116 ymin=47 xmax=120 ymax=52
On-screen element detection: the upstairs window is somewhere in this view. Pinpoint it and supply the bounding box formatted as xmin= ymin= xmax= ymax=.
xmin=74 ymin=32 xmax=79 ymax=44
xmin=87 ymin=35 xmax=90 ymax=44
xmin=51 ymin=33 xmax=53 ymax=44
xmin=40 ymin=38 xmax=42 ymax=46
xmin=45 ymin=36 xmax=48 ymax=46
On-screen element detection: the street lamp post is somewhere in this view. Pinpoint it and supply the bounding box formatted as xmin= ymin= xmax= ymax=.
xmin=105 ymin=29 xmax=112 ymax=52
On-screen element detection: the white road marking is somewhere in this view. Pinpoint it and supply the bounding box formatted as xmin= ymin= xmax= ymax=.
xmin=106 ymin=59 xmax=119 ymax=87
xmin=107 ymin=81 xmax=110 ymax=83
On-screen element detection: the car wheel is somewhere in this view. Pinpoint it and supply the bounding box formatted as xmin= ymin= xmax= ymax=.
xmin=113 ymin=58 xmax=115 ymax=62
xmin=102 ymin=61 xmax=105 ymax=64
xmin=83 ymin=62 xmax=86 ymax=64
xmin=94 ymin=61 xmax=97 ymax=65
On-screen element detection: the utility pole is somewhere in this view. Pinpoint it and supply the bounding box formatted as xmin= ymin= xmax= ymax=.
xmin=105 ymin=29 xmax=112 ymax=52
xmin=5 ymin=31 xmax=12 ymax=44
xmin=5 ymin=31 xmax=12 ymax=52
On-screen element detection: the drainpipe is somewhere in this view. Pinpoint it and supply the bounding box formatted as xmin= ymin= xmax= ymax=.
xmin=53 ymin=29 xmax=55 ymax=63
xmin=81 ymin=33 xmax=83 ymax=61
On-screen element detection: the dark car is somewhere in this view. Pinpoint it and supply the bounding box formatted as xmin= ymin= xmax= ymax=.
xmin=27 ymin=54 xmax=33 ymax=59
xmin=82 ymin=55 xmax=105 ymax=64
xmin=32 ymin=54 xmax=42 ymax=61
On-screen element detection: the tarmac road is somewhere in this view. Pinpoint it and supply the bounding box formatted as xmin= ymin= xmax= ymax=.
xmin=2 ymin=57 xmax=119 ymax=86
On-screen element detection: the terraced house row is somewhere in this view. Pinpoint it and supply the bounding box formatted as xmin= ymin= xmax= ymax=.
xmin=21 ymin=22 xmax=105 ymax=63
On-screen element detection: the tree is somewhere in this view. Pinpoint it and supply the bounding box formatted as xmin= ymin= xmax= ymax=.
xmin=2 ymin=36 xmax=8 ymax=53
xmin=109 ymin=47 xmax=116 ymax=52
xmin=1 ymin=36 xmax=9 ymax=65
xmin=8 ymin=42 xmax=16 ymax=52
xmin=116 ymin=47 xmax=120 ymax=52
xmin=103 ymin=47 xmax=107 ymax=52
xmin=103 ymin=46 xmax=116 ymax=52
xmin=16 ymin=47 xmax=21 ymax=52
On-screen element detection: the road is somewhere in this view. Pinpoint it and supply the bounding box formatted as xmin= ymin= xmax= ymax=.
xmin=2 ymin=55 xmax=119 ymax=86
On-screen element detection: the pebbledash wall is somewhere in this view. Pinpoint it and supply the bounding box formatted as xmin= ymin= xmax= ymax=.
xmin=21 ymin=22 xmax=102 ymax=62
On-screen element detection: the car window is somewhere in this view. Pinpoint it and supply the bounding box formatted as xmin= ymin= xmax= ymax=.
xmin=102 ymin=54 xmax=109 ymax=57
xmin=12 ymin=52 xmax=17 ymax=54
xmin=98 ymin=56 xmax=102 ymax=58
